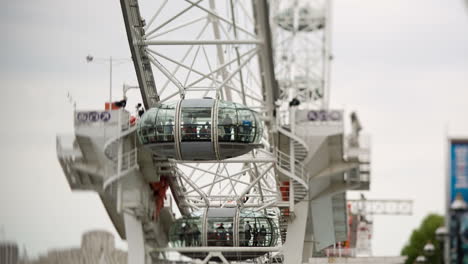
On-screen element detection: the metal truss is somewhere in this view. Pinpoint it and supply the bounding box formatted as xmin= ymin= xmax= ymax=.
xmin=269 ymin=0 xmax=332 ymax=110
xmin=120 ymin=0 xmax=281 ymax=217
xmin=121 ymin=0 xmax=277 ymax=112
xmin=117 ymin=1 xmax=340 ymax=263
xmin=173 ymin=151 xmax=278 ymax=211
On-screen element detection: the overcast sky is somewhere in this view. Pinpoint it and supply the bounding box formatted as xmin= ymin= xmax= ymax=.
xmin=1 ymin=0 xmax=468 ymax=258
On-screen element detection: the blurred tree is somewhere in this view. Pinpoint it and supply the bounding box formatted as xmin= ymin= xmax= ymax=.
xmin=401 ymin=214 xmax=444 ymax=264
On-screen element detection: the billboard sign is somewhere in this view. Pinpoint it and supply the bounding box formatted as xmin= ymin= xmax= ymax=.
xmin=448 ymin=139 xmax=468 ymax=264
xmin=74 ymin=111 xmax=117 ymax=127
xmin=296 ymin=109 xmax=344 ymax=124
xmin=76 ymin=111 xmax=112 ymax=124
xmin=450 ymin=140 xmax=468 ymax=203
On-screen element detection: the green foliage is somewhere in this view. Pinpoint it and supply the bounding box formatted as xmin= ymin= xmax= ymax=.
xmin=401 ymin=214 xmax=444 ymax=264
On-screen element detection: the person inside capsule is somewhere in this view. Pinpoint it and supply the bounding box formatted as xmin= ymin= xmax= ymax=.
xmin=199 ymin=121 xmax=210 ymax=139
xmin=216 ymin=223 xmax=226 ymax=245
xmin=242 ymin=221 xmax=252 ymax=246
xmin=168 ymin=208 xmax=277 ymax=261
xmin=177 ymin=221 xmax=202 ymax=247
xmin=259 ymin=225 xmax=267 ymax=246
xmin=170 ymin=211 xmax=276 ymax=247
xmin=221 ymin=113 xmax=233 ymax=141
xmin=192 ymin=224 xmax=201 ymax=246
xmin=165 ymin=119 xmax=174 ymax=141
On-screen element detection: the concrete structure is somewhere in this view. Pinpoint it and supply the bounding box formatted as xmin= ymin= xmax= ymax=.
xmin=21 ymin=231 xmax=127 ymax=264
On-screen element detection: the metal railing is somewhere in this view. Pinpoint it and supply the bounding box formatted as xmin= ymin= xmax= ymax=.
xmin=278 ymin=183 xmax=291 ymax=202
xmin=344 ymin=134 xmax=371 ymax=186
xmin=275 ymin=149 xmax=308 ymax=184
xmin=104 ymin=148 xmax=139 ymax=190
xmin=324 ymin=247 xmax=357 ymax=258
xmin=102 ymin=112 xmax=138 ymax=161
xmin=112 ymin=148 xmax=138 ymax=172
xmin=344 ymin=134 xmax=371 ymax=160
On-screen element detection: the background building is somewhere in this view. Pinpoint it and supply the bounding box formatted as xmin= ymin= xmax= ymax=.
xmin=21 ymin=230 xmax=127 ymax=264
xmin=0 ymin=242 xmax=19 ymax=264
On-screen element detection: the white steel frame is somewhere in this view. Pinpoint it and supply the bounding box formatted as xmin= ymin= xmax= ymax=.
xmin=120 ymin=0 xmax=281 ymax=229
xmin=117 ymin=0 xmax=334 ymax=263
xmin=122 ymin=0 xmax=277 ymax=214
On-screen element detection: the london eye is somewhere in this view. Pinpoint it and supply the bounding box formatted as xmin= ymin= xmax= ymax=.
xmin=56 ymin=1 xmax=371 ymax=263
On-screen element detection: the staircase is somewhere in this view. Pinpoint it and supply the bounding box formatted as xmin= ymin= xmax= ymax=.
xmin=276 ymin=126 xmax=310 ymax=202
xmin=276 ymin=150 xmax=308 ymax=202
xmin=102 ymin=122 xmax=183 ymax=253
xmin=292 ymin=138 xmax=308 ymax=162
xmin=103 ymin=124 xmax=137 ymax=162
xmin=276 ymin=126 xmax=310 ymax=244
xmin=102 ymin=117 xmax=139 ymax=190
xmin=278 ymin=207 xmax=289 ymax=244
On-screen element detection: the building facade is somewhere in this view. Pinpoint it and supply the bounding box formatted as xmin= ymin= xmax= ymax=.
xmin=21 ymin=231 xmax=127 ymax=264
xmin=0 ymin=242 xmax=19 ymax=264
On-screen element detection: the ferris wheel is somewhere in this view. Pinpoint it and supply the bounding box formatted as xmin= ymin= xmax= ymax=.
xmin=56 ymin=0 xmax=370 ymax=263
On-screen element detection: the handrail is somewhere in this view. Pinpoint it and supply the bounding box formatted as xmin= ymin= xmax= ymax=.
xmin=100 ymin=110 xmax=139 ymax=190
xmin=103 ymin=123 xmax=138 ymax=161
xmin=275 ymin=148 xmax=308 ymax=188
xmin=276 ymin=126 xmax=309 ymax=154
xmin=103 ymin=148 xmax=139 ymax=190
xmin=112 ymin=148 xmax=138 ymax=171
xmin=324 ymin=247 xmax=357 ymax=258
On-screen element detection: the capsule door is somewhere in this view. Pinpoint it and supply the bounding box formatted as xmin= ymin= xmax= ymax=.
xmin=179 ymin=99 xmax=215 ymax=160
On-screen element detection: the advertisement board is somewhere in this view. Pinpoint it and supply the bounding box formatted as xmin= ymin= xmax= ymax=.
xmin=296 ymin=109 xmax=343 ymax=124
xmin=75 ymin=111 xmax=112 ymax=124
xmin=449 ymin=139 xmax=468 ymax=264
xmin=450 ymin=140 xmax=468 ymax=203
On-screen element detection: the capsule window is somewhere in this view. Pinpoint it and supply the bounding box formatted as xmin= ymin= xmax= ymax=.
xmin=236 ymin=109 xmax=256 ymax=143
xmin=155 ymin=106 xmax=175 ymax=142
xmin=138 ymin=99 xmax=263 ymax=160
xmin=138 ymin=109 xmax=158 ymax=144
xmin=169 ymin=218 xmax=202 ymax=247
xmin=239 ymin=217 xmax=271 ymax=247
xmin=207 ymin=218 xmax=234 ymax=247
xmin=255 ymin=218 xmax=273 ymax=247
xmin=181 ymin=107 xmax=212 ymax=142
xmin=239 ymin=211 xmax=276 ymax=247
xmin=218 ymin=107 xmax=237 ymax=142
xmin=239 ymin=218 xmax=254 ymax=247
xmin=169 ymin=208 xmax=278 ymax=255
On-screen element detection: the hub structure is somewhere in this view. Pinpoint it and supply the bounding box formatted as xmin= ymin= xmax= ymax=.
xmin=56 ymin=1 xmax=372 ymax=263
